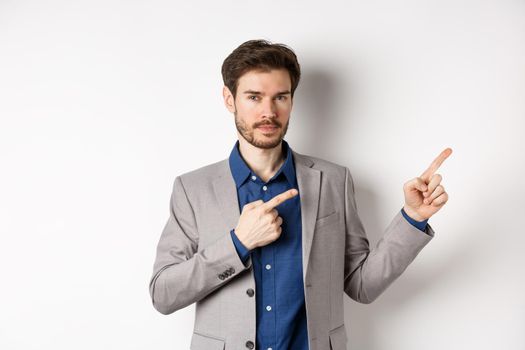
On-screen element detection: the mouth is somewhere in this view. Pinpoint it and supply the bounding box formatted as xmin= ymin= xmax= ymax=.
xmin=257 ymin=125 xmax=279 ymax=133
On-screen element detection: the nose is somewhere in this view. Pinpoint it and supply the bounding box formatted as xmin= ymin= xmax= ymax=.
xmin=260 ymin=98 xmax=277 ymax=118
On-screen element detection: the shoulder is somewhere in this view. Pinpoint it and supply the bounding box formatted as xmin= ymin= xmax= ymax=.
xmin=175 ymin=158 xmax=229 ymax=190
xmin=292 ymin=149 xmax=349 ymax=182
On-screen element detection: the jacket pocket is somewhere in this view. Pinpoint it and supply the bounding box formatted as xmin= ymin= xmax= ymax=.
xmin=315 ymin=210 xmax=340 ymax=230
xmin=328 ymin=324 xmax=348 ymax=350
xmin=190 ymin=331 xmax=225 ymax=350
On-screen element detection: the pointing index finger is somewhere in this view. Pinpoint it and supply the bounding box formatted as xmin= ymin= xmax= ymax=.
xmin=420 ymin=147 xmax=453 ymax=181
xmin=262 ymin=188 xmax=298 ymax=211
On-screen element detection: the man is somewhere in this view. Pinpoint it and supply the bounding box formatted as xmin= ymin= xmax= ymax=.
xmin=149 ymin=39 xmax=452 ymax=350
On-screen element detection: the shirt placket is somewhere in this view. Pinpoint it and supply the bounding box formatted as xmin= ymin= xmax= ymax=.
xmin=260 ymin=179 xmax=276 ymax=350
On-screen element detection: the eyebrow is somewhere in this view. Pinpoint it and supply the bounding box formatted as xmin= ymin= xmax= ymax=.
xmin=242 ymin=90 xmax=291 ymax=96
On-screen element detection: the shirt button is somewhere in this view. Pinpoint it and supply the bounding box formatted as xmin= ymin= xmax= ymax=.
xmin=268 ymin=348 xmax=273 ymax=350
xmin=266 ymin=305 xmax=272 ymax=311
xmin=262 ymin=185 xmax=267 ymax=191
xmin=251 ymin=175 xmax=256 ymax=181
xmin=265 ymin=264 xmax=271 ymax=270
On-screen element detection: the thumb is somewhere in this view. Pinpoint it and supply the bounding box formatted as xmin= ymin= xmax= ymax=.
xmin=405 ymin=177 xmax=428 ymax=192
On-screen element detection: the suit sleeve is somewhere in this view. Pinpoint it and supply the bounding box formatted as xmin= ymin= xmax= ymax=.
xmin=343 ymin=167 xmax=434 ymax=304
xmin=149 ymin=176 xmax=252 ymax=315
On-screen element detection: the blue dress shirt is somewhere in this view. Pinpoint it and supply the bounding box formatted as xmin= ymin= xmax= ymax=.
xmin=228 ymin=139 xmax=428 ymax=350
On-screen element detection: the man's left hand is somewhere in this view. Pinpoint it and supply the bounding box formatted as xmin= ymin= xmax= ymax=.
xmin=403 ymin=148 xmax=453 ymax=221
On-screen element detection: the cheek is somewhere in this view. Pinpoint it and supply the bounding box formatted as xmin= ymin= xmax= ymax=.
xmin=235 ymin=100 xmax=255 ymax=113
xmin=279 ymin=105 xmax=292 ymax=114
xmin=235 ymin=106 xmax=257 ymax=125
xmin=278 ymin=107 xmax=292 ymax=122
xmin=247 ymin=103 xmax=265 ymax=115
xmin=277 ymin=101 xmax=292 ymax=113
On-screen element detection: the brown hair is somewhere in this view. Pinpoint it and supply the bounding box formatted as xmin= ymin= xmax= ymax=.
xmin=221 ymin=39 xmax=301 ymax=100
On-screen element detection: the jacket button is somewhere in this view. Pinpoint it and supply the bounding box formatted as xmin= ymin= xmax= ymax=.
xmin=245 ymin=340 xmax=254 ymax=349
xmin=246 ymin=288 xmax=254 ymax=297
xmin=218 ymin=274 xmax=225 ymax=280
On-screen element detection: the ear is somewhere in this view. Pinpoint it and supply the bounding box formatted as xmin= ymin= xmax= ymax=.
xmin=222 ymin=86 xmax=236 ymax=113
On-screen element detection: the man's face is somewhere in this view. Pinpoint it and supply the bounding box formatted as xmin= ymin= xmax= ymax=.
xmin=223 ymin=68 xmax=293 ymax=149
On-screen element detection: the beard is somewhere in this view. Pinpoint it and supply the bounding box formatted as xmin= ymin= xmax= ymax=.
xmin=234 ymin=111 xmax=289 ymax=150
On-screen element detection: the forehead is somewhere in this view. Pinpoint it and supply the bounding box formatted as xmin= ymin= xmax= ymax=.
xmin=237 ymin=68 xmax=291 ymax=91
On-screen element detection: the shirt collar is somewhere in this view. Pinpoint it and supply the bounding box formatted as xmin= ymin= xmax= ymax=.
xmin=228 ymin=139 xmax=296 ymax=189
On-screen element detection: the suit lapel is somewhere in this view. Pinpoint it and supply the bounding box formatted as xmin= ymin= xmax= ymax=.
xmin=292 ymin=150 xmax=321 ymax=282
xmin=213 ymin=164 xmax=241 ymax=238
xmin=212 ymin=149 xmax=321 ymax=281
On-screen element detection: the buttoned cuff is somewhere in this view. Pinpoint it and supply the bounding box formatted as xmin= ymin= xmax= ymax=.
xmin=230 ymin=229 xmax=251 ymax=263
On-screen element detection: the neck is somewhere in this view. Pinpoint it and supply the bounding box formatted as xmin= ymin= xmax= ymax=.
xmin=237 ymin=136 xmax=285 ymax=182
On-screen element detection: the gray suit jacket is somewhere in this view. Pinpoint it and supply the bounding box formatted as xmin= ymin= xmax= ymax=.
xmin=149 ymin=148 xmax=434 ymax=350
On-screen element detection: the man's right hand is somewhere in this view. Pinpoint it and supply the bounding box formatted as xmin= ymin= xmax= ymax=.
xmin=234 ymin=188 xmax=299 ymax=250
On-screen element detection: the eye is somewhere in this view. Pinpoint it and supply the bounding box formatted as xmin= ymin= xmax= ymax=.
xmin=248 ymin=95 xmax=259 ymax=101
xmin=276 ymin=95 xmax=287 ymax=101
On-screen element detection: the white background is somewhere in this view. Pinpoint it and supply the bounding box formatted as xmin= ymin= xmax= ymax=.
xmin=1 ymin=0 xmax=524 ymax=349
